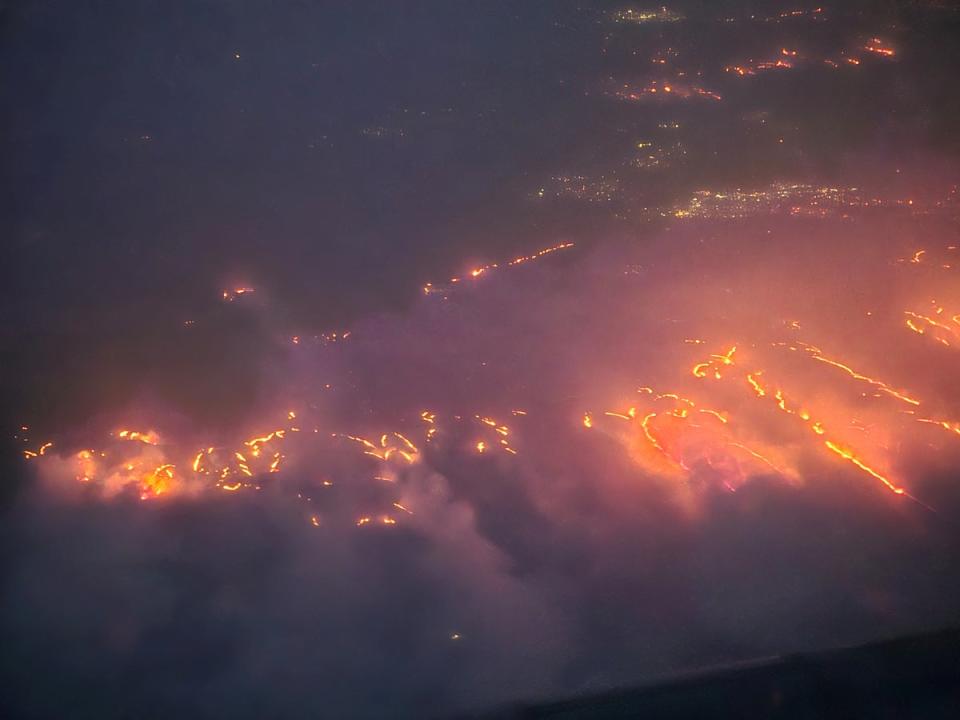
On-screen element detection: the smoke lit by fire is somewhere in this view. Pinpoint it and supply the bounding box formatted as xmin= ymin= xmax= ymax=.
xmin=20 ymin=217 xmax=960 ymax=524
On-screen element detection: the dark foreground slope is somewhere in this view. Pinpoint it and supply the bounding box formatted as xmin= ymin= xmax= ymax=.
xmin=470 ymin=627 xmax=960 ymax=719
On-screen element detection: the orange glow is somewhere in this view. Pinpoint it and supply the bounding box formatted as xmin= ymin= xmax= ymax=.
xmin=117 ymin=429 xmax=160 ymax=445
xmin=864 ymin=39 xmax=895 ymax=57
xmin=222 ymin=286 xmax=255 ymax=302
xmin=824 ymin=441 xmax=903 ymax=494
xmin=425 ymin=242 xmax=574 ymax=295
xmin=140 ymin=464 xmax=175 ymax=500
xmin=804 ymin=348 xmax=920 ymax=406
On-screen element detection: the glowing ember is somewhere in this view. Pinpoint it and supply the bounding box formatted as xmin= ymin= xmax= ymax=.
xmin=222 ymin=286 xmax=256 ymax=302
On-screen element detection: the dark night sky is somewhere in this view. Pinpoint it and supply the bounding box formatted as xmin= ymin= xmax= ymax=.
xmin=3 ymin=2 xmax=960 ymax=718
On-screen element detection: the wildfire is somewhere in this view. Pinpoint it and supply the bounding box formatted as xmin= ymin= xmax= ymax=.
xmin=139 ymin=464 xmax=176 ymax=500
xmin=800 ymin=345 xmax=921 ymax=406
xmin=864 ymin=38 xmax=895 ymax=57
xmin=21 ymin=227 xmax=958 ymax=528
xmin=22 ymin=441 xmax=53 ymax=459
xmin=614 ymin=81 xmax=722 ymax=103
xmin=903 ymin=304 xmax=960 ymax=348
xmin=684 ymin=341 xmax=914 ymax=499
xmin=725 ymin=58 xmax=793 ymax=76
xmin=336 ymin=431 xmax=420 ymax=464
xmin=116 ymin=429 xmax=160 ymax=445
xmin=692 ymin=346 xmax=737 ymax=379
xmin=423 ymin=242 xmax=574 ymax=296
xmin=222 ymin=286 xmax=256 ymax=302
